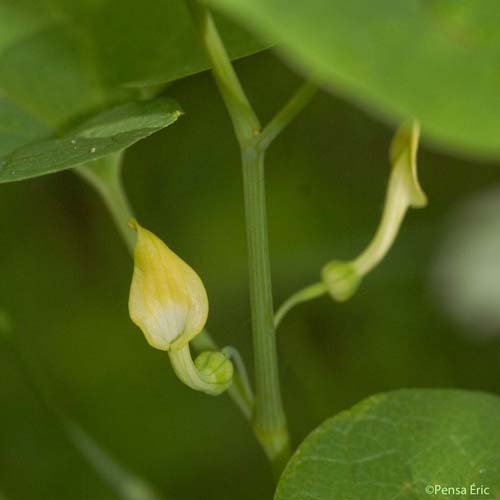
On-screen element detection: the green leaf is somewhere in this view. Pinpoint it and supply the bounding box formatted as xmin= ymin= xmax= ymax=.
xmin=0 ymin=97 xmax=181 ymax=183
xmin=205 ymin=0 xmax=500 ymax=156
xmin=0 ymin=96 xmax=50 ymax=156
xmin=0 ymin=1 xmax=268 ymax=183
xmin=0 ymin=0 xmax=268 ymax=127
xmin=276 ymin=390 xmax=500 ymax=500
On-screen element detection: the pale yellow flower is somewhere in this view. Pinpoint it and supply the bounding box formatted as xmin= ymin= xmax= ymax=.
xmin=322 ymin=121 xmax=427 ymax=301
xmin=128 ymin=220 xmax=208 ymax=351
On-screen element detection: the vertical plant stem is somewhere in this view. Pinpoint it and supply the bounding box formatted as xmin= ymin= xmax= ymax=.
xmin=185 ymin=2 xmax=260 ymax=143
xmin=241 ymin=146 xmax=291 ymax=471
xmin=186 ymin=1 xmax=291 ymax=472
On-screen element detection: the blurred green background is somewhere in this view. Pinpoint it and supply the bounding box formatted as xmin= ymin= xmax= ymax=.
xmin=1 ymin=50 xmax=499 ymax=500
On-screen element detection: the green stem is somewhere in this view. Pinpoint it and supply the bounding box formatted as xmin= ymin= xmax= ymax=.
xmin=187 ymin=1 xmax=317 ymax=472
xmin=62 ymin=420 xmax=165 ymax=500
xmin=274 ymin=282 xmax=327 ymax=328
xmin=241 ymin=146 xmax=291 ymax=471
xmin=221 ymin=346 xmax=254 ymax=411
xmin=192 ymin=330 xmax=254 ymax=420
xmin=76 ymin=156 xmax=253 ymax=420
xmin=1 ymin=327 xmax=165 ymax=500
xmin=76 ymin=153 xmax=135 ymax=253
xmin=185 ymin=1 xmax=260 ymax=145
xmin=259 ymin=82 xmax=317 ymax=150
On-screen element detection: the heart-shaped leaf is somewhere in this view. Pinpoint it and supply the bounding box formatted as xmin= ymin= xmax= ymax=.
xmin=276 ymin=389 xmax=500 ymax=500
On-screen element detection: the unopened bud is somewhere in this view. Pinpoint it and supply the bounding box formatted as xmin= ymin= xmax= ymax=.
xmin=128 ymin=219 xmax=208 ymax=351
xmin=321 ymin=260 xmax=361 ymax=302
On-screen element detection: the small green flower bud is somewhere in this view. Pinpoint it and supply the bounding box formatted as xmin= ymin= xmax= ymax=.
xmin=168 ymin=344 xmax=233 ymax=396
xmin=195 ymin=351 xmax=234 ymax=388
xmin=321 ymin=260 xmax=361 ymax=302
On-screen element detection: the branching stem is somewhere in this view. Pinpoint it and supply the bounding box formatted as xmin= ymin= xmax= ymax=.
xmin=274 ymin=282 xmax=327 ymax=328
xmin=186 ymin=1 xmax=316 ymax=474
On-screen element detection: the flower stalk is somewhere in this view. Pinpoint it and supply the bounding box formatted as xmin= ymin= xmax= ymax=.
xmin=77 ymin=154 xmax=135 ymax=253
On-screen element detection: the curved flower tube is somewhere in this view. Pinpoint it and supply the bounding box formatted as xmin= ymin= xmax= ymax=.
xmin=275 ymin=121 xmax=428 ymax=325
xmin=322 ymin=121 xmax=427 ymax=301
xmin=169 ymin=346 xmax=233 ymax=396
